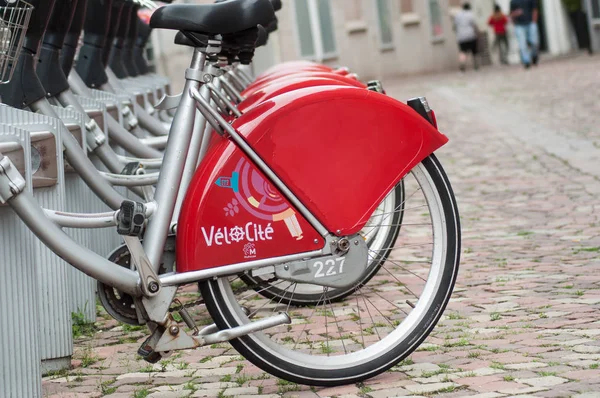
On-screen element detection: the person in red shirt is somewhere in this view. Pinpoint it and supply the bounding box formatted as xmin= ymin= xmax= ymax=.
xmin=488 ymin=4 xmax=509 ymax=64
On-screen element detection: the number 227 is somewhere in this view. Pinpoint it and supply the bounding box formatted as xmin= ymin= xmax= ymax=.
xmin=313 ymin=258 xmax=345 ymax=278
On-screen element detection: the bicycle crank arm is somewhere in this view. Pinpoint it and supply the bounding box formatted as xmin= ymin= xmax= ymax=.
xmin=153 ymin=312 xmax=291 ymax=353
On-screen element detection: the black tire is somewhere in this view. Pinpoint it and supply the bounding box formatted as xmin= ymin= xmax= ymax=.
xmin=200 ymin=155 xmax=460 ymax=386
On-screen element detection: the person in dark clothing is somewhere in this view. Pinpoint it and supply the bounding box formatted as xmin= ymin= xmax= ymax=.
xmin=488 ymin=4 xmax=509 ymax=64
xmin=510 ymin=0 xmax=539 ymax=68
xmin=563 ymin=0 xmax=593 ymax=54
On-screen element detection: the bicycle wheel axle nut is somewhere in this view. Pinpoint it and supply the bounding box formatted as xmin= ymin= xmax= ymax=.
xmin=148 ymin=281 xmax=160 ymax=293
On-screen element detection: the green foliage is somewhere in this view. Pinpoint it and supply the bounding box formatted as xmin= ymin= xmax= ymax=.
xmin=72 ymin=310 xmax=96 ymax=339
xmin=490 ymin=312 xmax=502 ymax=321
xmin=132 ymin=388 xmax=150 ymax=398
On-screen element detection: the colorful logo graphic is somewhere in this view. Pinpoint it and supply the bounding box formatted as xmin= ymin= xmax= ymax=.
xmin=215 ymin=159 xmax=303 ymax=240
xmin=243 ymin=243 xmax=257 ymax=259
xmin=216 ymin=172 xmax=239 ymax=192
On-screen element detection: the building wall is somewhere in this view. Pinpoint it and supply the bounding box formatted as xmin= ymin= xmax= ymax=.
xmin=258 ymin=0 xmax=461 ymax=80
xmin=148 ymin=0 xmax=581 ymax=89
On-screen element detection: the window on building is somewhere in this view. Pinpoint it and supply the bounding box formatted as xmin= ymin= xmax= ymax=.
xmin=428 ymin=0 xmax=444 ymax=38
xmin=317 ymin=0 xmax=337 ymax=55
xmin=399 ymin=0 xmax=414 ymax=13
xmin=592 ymin=0 xmax=600 ymax=19
xmin=294 ymin=0 xmax=337 ymax=60
xmin=376 ymin=0 xmax=394 ymax=48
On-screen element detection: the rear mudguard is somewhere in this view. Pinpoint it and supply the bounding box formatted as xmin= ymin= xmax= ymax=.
xmin=242 ymin=71 xmax=365 ymax=97
xmin=238 ymin=76 xmax=359 ymax=113
xmin=177 ymin=86 xmax=448 ymax=272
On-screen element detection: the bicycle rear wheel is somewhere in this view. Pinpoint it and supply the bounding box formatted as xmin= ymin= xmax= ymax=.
xmin=200 ymin=155 xmax=460 ymax=386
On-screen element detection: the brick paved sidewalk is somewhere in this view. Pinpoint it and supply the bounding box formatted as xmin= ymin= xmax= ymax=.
xmin=43 ymin=55 xmax=600 ymax=398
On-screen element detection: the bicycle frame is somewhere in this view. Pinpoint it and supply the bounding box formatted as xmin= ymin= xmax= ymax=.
xmin=0 ymin=43 xmax=315 ymax=305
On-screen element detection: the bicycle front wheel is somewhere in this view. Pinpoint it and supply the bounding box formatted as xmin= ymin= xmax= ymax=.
xmin=200 ymin=155 xmax=460 ymax=386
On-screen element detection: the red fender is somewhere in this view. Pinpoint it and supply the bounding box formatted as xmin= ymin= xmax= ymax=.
xmin=243 ymin=71 xmax=365 ymax=97
xmin=177 ymin=86 xmax=448 ymax=272
xmin=238 ymin=76 xmax=359 ymax=113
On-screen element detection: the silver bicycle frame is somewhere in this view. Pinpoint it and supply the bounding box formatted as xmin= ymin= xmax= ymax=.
xmin=142 ymin=49 xmax=207 ymax=272
xmin=1 ymin=44 xmax=335 ymax=324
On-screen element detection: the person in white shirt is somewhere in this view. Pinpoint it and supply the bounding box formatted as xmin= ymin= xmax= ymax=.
xmin=454 ymin=3 xmax=480 ymax=71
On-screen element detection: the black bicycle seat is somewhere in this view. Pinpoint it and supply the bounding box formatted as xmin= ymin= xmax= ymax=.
xmin=256 ymin=25 xmax=268 ymax=47
xmin=270 ymin=0 xmax=282 ymax=11
xmin=150 ymin=0 xmax=275 ymax=36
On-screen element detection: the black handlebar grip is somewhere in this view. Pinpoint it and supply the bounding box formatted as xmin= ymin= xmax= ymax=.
xmin=44 ymin=0 xmax=79 ymax=49
xmin=83 ymin=0 xmax=113 ymax=47
xmin=19 ymin=0 xmax=57 ymax=53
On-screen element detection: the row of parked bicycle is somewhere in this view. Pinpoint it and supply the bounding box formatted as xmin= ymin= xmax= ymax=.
xmin=0 ymin=0 xmax=460 ymax=389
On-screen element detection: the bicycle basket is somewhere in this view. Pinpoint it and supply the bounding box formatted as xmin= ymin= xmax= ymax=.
xmin=0 ymin=0 xmax=33 ymax=84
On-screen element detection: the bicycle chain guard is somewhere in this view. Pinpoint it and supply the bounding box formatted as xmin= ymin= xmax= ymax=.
xmin=274 ymin=234 xmax=368 ymax=288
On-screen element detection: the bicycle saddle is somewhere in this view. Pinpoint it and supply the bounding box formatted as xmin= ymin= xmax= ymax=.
xmin=150 ymin=0 xmax=275 ymax=36
xmin=269 ymin=0 xmax=281 ymax=11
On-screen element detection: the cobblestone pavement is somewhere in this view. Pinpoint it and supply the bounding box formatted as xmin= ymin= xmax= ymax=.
xmin=43 ymin=55 xmax=600 ymax=398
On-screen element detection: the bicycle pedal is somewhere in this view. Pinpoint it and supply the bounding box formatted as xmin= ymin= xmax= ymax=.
xmin=138 ymin=336 xmax=163 ymax=364
xmin=121 ymin=161 xmax=142 ymax=175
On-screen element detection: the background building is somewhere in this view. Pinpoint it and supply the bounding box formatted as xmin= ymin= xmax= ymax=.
xmin=253 ymin=0 xmax=461 ymax=80
xmin=150 ymin=0 xmax=600 ymax=88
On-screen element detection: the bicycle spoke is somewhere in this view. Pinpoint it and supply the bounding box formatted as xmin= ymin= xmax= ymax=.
xmin=238 ymin=278 xmax=288 ymax=301
xmin=322 ymin=287 xmax=330 ymax=356
xmin=359 ymin=288 xmax=381 ymax=340
xmin=380 ymin=264 xmax=422 ymax=298
xmin=360 ymin=285 xmax=410 ymax=317
xmin=285 ymin=283 xmax=297 ymax=315
xmin=356 ymin=295 xmax=365 ymax=348
xmin=273 ymin=281 xmax=294 ymax=313
xmin=358 ymin=185 xmax=421 ymax=226
xmin=293 ymin=290 xmax=326 ymax=351
xmin=327 ymin=296 xmax=347 ymax=355
xmin=360 ymin=290 xmax=395 ymax=328
xmin=370 ymin=250 xmax=428 ymax=283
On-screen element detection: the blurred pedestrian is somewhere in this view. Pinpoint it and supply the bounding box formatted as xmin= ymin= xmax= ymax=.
xmin=563 ymin=0 xmax=593 ymax=54
xmin=510 ymin=0 xmax=539 ymax=68
xmin=488 ymin=4 xmax=509 ymax=64
xmin=454 ymin=2 xmax=480 ymax=72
